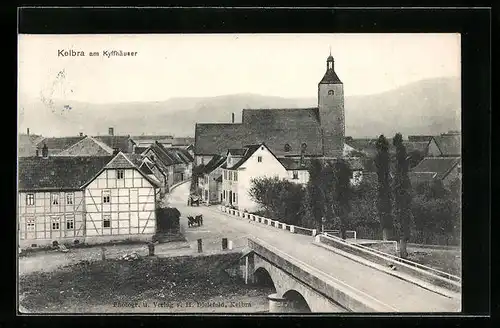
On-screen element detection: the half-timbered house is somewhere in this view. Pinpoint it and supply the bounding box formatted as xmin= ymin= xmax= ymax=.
xmin=81 ymin=152 xmax=161 ymax=244
xmin=18 ymin=151 xmax=161 ymax=249
xmin=18 ymin=154 xmax=113 ymax=249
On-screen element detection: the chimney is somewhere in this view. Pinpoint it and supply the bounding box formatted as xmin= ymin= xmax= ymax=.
xmin=79 ymin=132 xmax=83 ymax=137
xmin=41 ymin=143 xmax=48 ymax=158
xmin=231 ymin=113 xmax=235 ymax=123
xmin=108 ymin=127 xmax=114 ymax=136
xmin=300 ymin=142 xmax=307 ymax=167
xmin=27 ymin=128 xmax=30 ymax=136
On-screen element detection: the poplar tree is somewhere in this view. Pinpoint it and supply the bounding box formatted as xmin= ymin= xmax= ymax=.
xmin=393 ymin=133 xmax=412 ymax=258
xmin=304 ymin=159 xmax=325 ymax=232
xmin=375 ymin=135 xmax=394 ymax=240
xmin=333 ymin=160 xmax=352 ymax=240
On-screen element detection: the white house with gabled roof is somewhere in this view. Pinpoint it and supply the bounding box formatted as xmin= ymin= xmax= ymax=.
xmin=221 ymin=143 xmax=290 ymax=212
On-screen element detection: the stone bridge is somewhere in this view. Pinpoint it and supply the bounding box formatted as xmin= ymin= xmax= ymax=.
xmin=240 ymin=237 xmax=460 ymax=313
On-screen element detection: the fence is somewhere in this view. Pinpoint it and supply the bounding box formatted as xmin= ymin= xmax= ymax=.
xmin=323 ymin=229 xmax=357 ymax=240
xmin=219 ymin=205 xmax=317 ymax=237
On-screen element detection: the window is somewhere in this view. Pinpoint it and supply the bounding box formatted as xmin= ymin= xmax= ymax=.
xmin=103 ymin=190 xmax=111 ymax=204
xmin=52 ymin=218 xmax=60 ymax=230
xmin=229 ymin=171 xmax=232 ymax=181
xmin=224 ymin=190 xmax=226 ymax=199
xmin=233 ymin=193 xmax=236 ymax=203
xmin=66 ymin=193 xmax=74 ymax=205
xmin=257 ymin=156 xmax=262 ymax=163
xmin=328 ymin=90 xmax=334 ymax=95
xmin=66 ymin=216 xmax=74 ymax=230
xmin=26 ymin=193 xmax=35 ymax=206
xmin=301 ymin=143 xmax=307 ymax=151
xmin=292 ymin=171 xmax=299 ymax=180
xmin=234 ymin=171 xmax=238 ymax=181
xmin=117 ymin=170 xmax=125 ymax=179
xmin=51 ymin=193 xmax=59 ymax=205
xmin=103 ymin=215 xmax=111 ymax=228
xmin=284 ymin=144 xmax=291 ymax=152
xmin=224 ymin=170 xmax=227 ymax=179
xmin=26 ymin=218 xmax=35 ymax=231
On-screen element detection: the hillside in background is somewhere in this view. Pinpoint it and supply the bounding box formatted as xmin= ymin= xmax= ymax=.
xmin=18 ymin=77 xmax=460 ymax=138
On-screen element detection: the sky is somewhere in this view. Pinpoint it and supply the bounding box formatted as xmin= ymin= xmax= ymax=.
xmin=18 ymin=33 xmax=461 ymax=104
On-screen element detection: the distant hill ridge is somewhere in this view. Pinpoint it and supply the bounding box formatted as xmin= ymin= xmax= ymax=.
xmin=19 ymin=76 xmax=460 ymax=138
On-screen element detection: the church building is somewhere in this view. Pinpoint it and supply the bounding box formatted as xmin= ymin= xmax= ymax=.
xmin=194 ymin=53 xmax=346 ymax=164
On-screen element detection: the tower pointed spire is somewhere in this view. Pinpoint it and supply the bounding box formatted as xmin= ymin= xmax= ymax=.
xmin=326 ymin=48 xmax=334 ymax=70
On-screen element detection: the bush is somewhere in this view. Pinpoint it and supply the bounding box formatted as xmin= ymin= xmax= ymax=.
xmin=156 ymin=207 xmax=181 ymax=231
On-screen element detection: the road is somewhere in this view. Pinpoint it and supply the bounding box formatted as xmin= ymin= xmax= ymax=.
xmin=168 ymin=181 xmax=461 ymax=313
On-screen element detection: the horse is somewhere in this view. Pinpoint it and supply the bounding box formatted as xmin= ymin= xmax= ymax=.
xmin=187 ymin=216 xmax=195 ymax=227
xmin=195 ymin=214 xmax=203 ymax=226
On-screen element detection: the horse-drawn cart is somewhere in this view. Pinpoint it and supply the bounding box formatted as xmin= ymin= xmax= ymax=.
xmin=188 ymin=195 xmax=200 ymax=206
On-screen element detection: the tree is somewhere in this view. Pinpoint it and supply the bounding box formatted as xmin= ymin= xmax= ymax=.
xmin=321 ymin=162 xmax=336 ymax=232
xmin=302 ymin=159 xmax=325 ymax=232
xmin=393 ymin=133 xmax=412 ymax=258
xmin=375 ymin=135 xmax=394 ymax=240
xmin=333 ymin=160 xmax=352 ymax=239
xmin=248 ymin=176 xmax=305 ymax=225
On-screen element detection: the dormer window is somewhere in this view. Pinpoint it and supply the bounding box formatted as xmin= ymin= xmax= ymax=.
xmin=328 ymin=90 xmax=334 ymax=95
xmin=284 ymin=144 xmax=291 ymax=152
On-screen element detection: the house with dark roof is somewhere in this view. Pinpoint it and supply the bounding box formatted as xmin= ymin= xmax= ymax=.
xmin=92 ymin=135 xmax=133 ymax=153
xmin=428 ymin=134 xmax=461 ymax=157
xmin=18 ymin=151 xmax=161 ymax=249
xmin=36 ymin=136 xmax=87 ymax=156
xmin=141 ymin=142 xmax=177 ymax=192
xmin=199 ymin=155 xmax=227 ymax=204
xmin=18 ymin=133 xmax=41 ymax=157
xmin=54 ymin=136 xmax=115 ymax=156
xmin=129 ymin=136 xmax=195 ymax=154
xmin=410 ymin=157 xmax=461 ymax=188
xmin=408 ymin=135 xmax=434 ymax=142
xmin=194 ymin=54 xmax=345 ymax=166
xmin=169 ymin=147 xmax=195 ymax=181
xmin=345 ymin=136 xmax=439 ymax=170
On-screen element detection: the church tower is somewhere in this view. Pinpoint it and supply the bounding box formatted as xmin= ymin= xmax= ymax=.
xmin=318 ymin=51 xmax=345 ymax=158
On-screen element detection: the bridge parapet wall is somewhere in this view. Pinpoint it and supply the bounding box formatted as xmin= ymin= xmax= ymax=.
xmin=317 ymin=234 xmax=461 ymax=295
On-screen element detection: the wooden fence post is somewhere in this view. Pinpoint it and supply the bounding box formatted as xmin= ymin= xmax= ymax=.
xmin=197 ymin=239 xmax=203 ymax=253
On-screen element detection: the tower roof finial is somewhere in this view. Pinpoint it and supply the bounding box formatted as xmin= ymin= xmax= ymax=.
xmin=329 ymin=45 xmax=331 ymax=56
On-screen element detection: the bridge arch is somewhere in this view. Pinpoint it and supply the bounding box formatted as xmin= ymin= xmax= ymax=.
xmin=251 ymin=254 xmax=348 ymax=312
xmin=283 ymin=289 xmax=312 ymax=312
xmin=254 ymin=267 xmax=276 ymax=290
